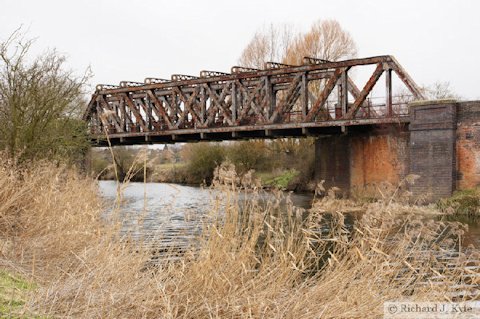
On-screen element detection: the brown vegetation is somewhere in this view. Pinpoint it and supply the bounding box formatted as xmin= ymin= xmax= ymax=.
xmin=284 ymin=20 xmax=357 ymax=65
xmin=1 ymin=157 xmax=479 ymax=318
xmin=238 ymin=19 xmax=356 ymax=68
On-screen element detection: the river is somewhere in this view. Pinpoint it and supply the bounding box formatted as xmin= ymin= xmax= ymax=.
xmin=98 ymin=180 xmax=313 ymax=251
xmin=98 ymin=180 xmax=480 ymax=248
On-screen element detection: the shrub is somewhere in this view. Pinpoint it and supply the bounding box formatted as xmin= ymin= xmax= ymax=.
xmin=182 ymin=142 xmax=225 ymax=184
xmin=437 ymin=188 xmax=480 ymax=216
xmin=226 ymin=140 xmax=269 ymax=173
xmin=0 ymin=30 xmax=90 ymax=164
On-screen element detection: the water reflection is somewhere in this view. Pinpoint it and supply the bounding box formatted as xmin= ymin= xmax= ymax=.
xmin=99 ymin=181 xmax=479 ymax=248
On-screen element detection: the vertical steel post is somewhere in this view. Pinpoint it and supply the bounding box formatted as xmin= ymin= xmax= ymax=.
xmin=386 ymin=68 xmax=392 ymax=117
xmin=301 ymin=73 xmax=308 ymax=119
xmin=341 ymin=69 xmax=349 ymax=117
xmin=200 ymin=86 xmax=206 ymax=124
xmin=265 ymin=76 xmax=274 ymax=119
xmin=147 ymin=98 xmax=153 ymax=130
xmin=231 ymin=82 xmax=237 ymax=122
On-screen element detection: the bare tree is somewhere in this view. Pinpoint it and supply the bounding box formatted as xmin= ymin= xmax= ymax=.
xmin=393 ymin=81 xmax=461 ymax=107
xmin=238 ymin=19 xmax=357 ymax=68
xmin=238 ymin=19 xmax=357 ymax=110
xmin=424 ymin=81 xmax=460 ymax=100
xmin=0 ymin=29 xmax=91 ymax=162
xmin=238 ymin=24 xmax=296 ymax=69
xmin=284 ymin=19 xmax=357 ymax=112
xmin=236 ymin=20 xmax=357 ymax=170
xmin=284 ymin=20 xmax=357 ymax=64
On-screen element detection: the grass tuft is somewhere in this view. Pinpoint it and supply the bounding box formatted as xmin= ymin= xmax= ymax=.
xmin=258 ymin=169 xmax=299 ymax=190
xmin=438 ymin=188 xmax=480 ymax=216
xmin=0 ymin=271 xmax=34 ymax=316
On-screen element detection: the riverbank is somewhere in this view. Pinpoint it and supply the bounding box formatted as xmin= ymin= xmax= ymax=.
xmin=1 ymin=159 xmax=480 ymax=318
xmin=98 ymin=166 xmax=315 ymax=192
xmin=90 ymin=140 xmax=317 ymax=192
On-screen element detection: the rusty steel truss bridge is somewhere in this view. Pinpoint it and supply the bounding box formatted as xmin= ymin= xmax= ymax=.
xmin=83 ymin=55 xmax=425 ymax=146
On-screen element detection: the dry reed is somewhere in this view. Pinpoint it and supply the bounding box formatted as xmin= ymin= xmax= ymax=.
xmin=0 ymin=158 xmax=478 ymax=318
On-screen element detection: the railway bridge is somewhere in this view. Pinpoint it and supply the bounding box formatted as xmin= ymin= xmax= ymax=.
xmin=83 ymin=55 xmax=480 ymax=201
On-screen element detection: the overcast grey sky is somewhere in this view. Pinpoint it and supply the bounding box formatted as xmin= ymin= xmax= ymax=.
xmin=2 ymin=0 xmax=479 ymax=99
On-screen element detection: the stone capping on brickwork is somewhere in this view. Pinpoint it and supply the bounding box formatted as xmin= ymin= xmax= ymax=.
xmin=409 ymin=99 xmax=457 ymax=106
xmin=409 ymin=100 xmax=458 ymax=131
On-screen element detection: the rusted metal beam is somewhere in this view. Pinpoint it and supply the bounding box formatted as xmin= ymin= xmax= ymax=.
xmin=388 ymin=56 xmax=425 ymax=100
xmin=385 ymin=68 xmax=392 ymax=116
xmin=173 ymin=86 xmax=202 ymax=127
xmin=231 ymin=66 xmax=261 ymax=74
xmin=98 ymin=95 xmax=123 ymax=132
xmin=301 ymin=74 xmax=308 ymax=117
xmin=95 ymin=56 xmax=393 ymax=95
xmin=95 ymin=84 xmax=120 ymax=92
xmin=146 ymin=90 xmax=173 ymax=129
xmin=119 ymin=81 xmax=144 ymax=88
xmin=171 ymin=74 xmax=199 ymax=81
xmin=121 ymin=93 xmax=148 ymax=131
xmin=119 ymin=99 xmax=132 ymax=130
xmin=204 ymin=84 xmax=234 ymax=125
xmin=200 ymin=70 xmax=230 ymax=78
xmin=340 ymin=69 xmax=349 ymax=116
xmin=344 ymin=63 xmax=384 ymax=119
xmin=91 ymin=117 xmax=410 ymax=143
xmin=236 ymin=79 xmax=267 ymax=123
xmin=347 ymin=78 xmax=362 ymax=100
xmin=144 ymin=78 xmax=170 ymax=84
xmin=269 ymin=74 xmax=302 ymax=122
xmin=264 ymin=62 xmax=297 ymax=69
xmin=303 ymin=56 xmax=331 ymax=65
xmin=305 ymin=68 xmax=344 ymax=122
xmin=304 ymin=56 xmax=361 ymax=100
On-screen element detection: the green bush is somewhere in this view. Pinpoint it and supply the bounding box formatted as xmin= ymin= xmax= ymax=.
xmin=0 ymin=30 xmax=90 ymax=164
xmin=437 ymin=188 xmax=480 ymax=216
xmin=183 ymin=143 xmax=225 ymax=184
xmin=226 ymin=140 xmax=268 ymax=173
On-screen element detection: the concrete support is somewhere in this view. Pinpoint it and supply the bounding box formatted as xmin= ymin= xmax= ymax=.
xmin=314 ymin=126 xmax=409 ymax=197
xmin=350 ymin=127 xmax=409 ymax=193
xmin=409 ymin=101 xmax=457 ymax=201
xmin=314 ymin=135 xmax=351 ymax=196
xmin=313 ymin=101 xmax=480 ymax=200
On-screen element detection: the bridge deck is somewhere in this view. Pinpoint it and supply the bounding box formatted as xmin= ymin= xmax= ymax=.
xmin=94 ymin=116 xmax=410 ymax=146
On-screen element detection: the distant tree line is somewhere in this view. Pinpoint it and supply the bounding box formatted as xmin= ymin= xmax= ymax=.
xmin=91 ymin=139 xmax=316 ymax=191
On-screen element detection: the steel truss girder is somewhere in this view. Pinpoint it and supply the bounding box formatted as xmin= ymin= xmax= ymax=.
xmin=84 ymin=55 xmax=425 ymax=138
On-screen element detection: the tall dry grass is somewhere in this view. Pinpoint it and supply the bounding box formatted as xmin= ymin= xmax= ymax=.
xmin=0 ymin=158 xmax=479 ymax=318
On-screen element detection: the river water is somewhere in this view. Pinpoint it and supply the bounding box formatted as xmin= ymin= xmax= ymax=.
xmin=98 ymin=181 xmax=480 ymax=248
xmin=98 ymin=180 xmax=313 ymax=250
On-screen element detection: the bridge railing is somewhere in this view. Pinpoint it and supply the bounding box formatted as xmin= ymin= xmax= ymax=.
xmin=84 ymin=55 xmax=424 ymax=139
